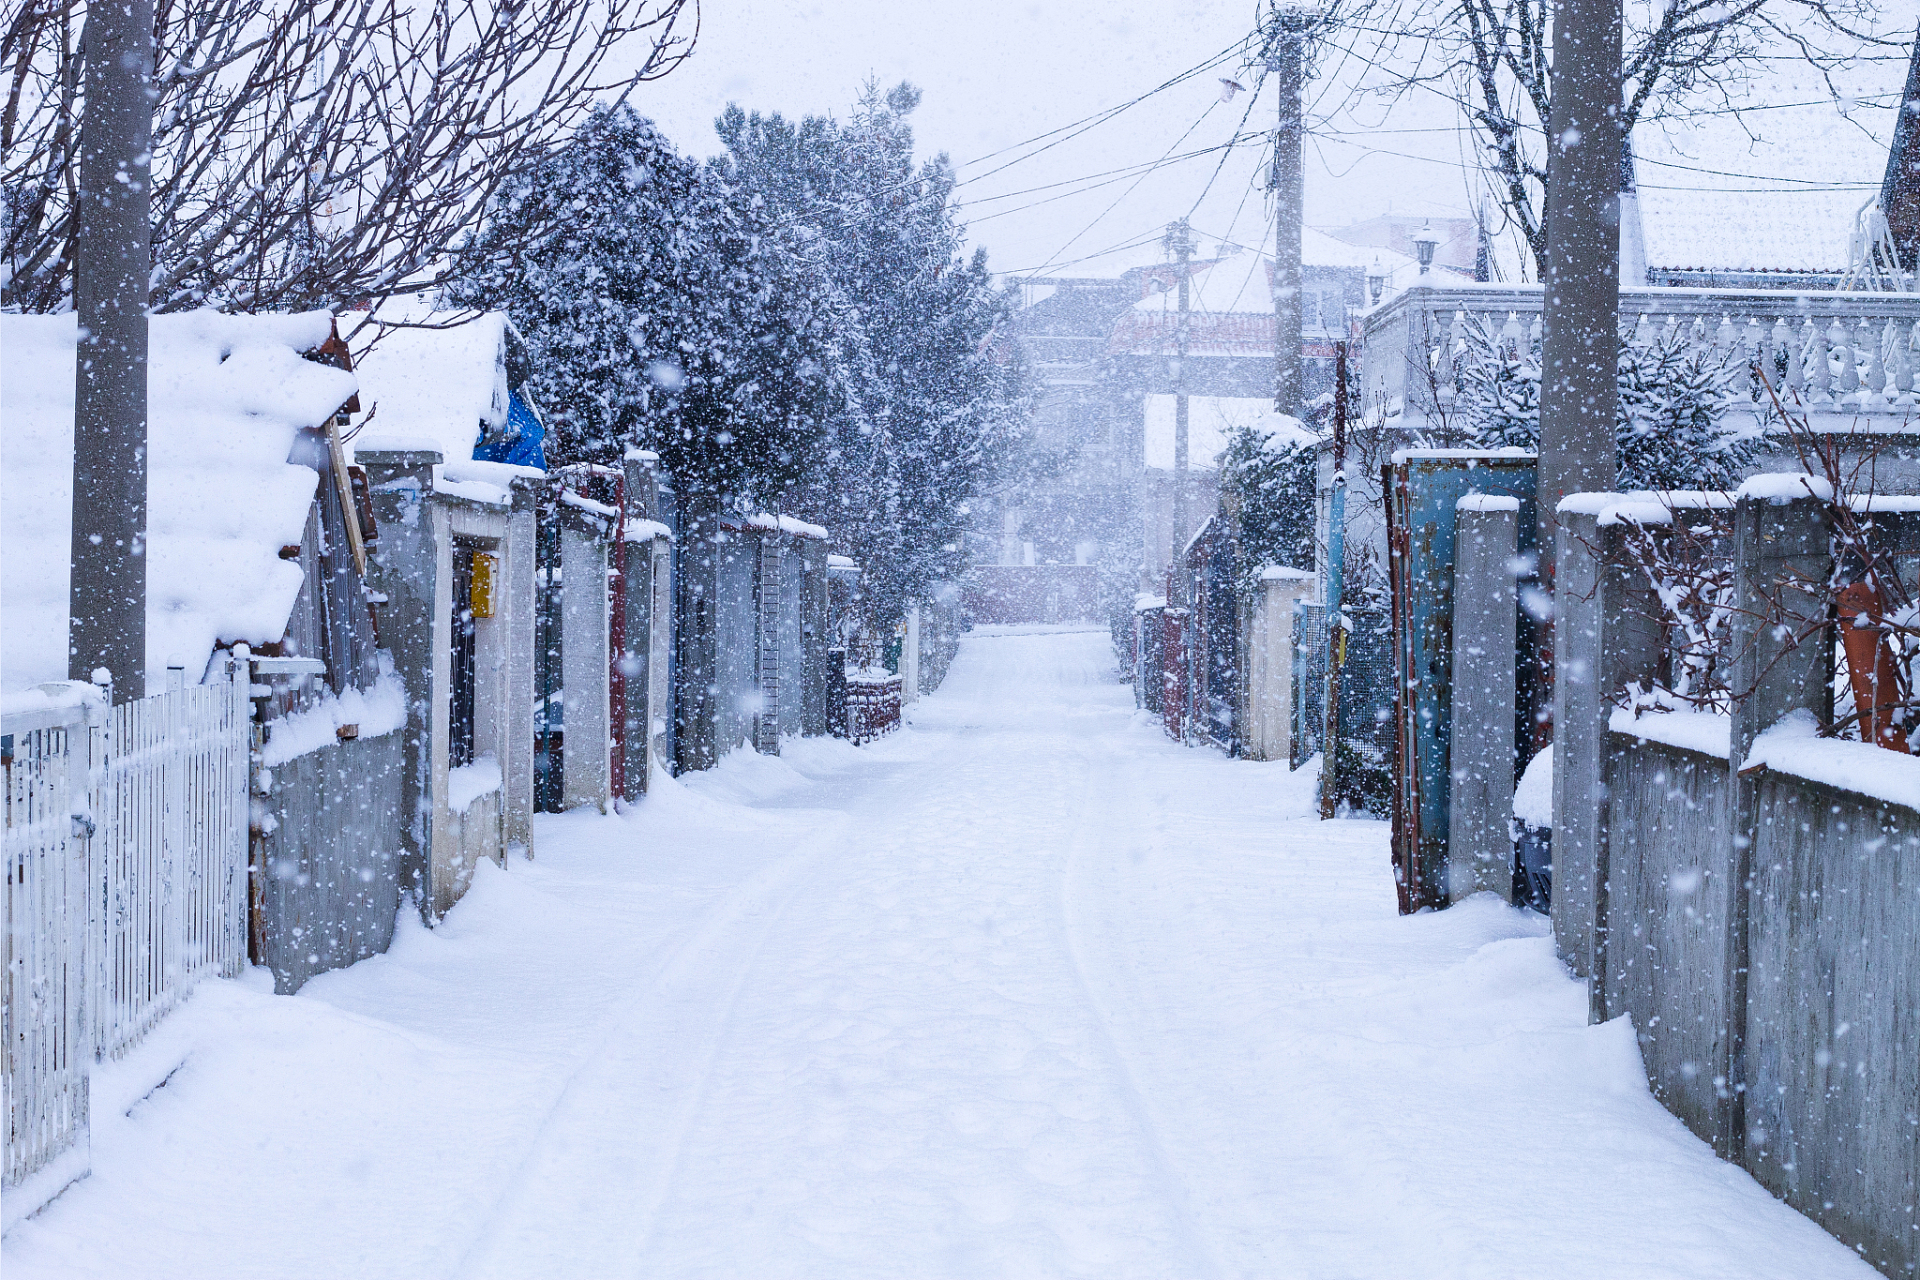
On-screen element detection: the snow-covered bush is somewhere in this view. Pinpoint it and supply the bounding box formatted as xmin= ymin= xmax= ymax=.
xmin=1455 ymin=314 xmax=1760 ymax=490
xmin=1219 ymin=421 xmax=1317 ymax=604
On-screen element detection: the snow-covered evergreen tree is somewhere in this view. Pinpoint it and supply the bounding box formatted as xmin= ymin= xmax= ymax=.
xmin=1219 ymin=421 xmax=1317 ymax=601
xmin=1453 ymin=314 xmax=1759 ymax=490
xmin=712 ymin=83 xmax=1028 ymax=634
xmin=451 ymin=106 xmax=847 ymax=504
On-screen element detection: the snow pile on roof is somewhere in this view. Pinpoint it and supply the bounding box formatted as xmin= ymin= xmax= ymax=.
xmin=1143 ymin=396 xmax=1310 ymax=471
xmin=349 ymin=312 xmax=542 ymax=505
xmin=352 ymin=313 xmax=509 ymax=460
xmin=1 ymin=311 xmax=352 ymax=693
xmin=1633 ymin=55 xmax=1901 ymax=273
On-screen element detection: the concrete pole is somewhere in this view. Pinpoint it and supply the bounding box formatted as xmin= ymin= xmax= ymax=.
xmin=1536 ymin=0 xmax=1622 ymax=579
xmin=1447 ymin=498 xmax=1519 ymax=900
xmin=1268 ymin=8 xmax=1315 ymax=421
xmin=69 ymin=0 xmax=155 ymax=701
xmin=1168 ymin=218 xmax=1194 ymax=587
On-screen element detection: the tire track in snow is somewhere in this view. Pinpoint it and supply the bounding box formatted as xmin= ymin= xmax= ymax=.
xmin=450 ymin=830 xmax=834 ymax=1280
xmin=1053 ymin=736 xmax=1226 ymax=1280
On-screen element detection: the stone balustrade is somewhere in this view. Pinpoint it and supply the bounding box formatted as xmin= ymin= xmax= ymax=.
xmin=1362 ymin=283 xmax=1920 ymax=433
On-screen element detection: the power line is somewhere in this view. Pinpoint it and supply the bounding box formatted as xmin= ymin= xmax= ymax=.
xmin=953 ymin=138 xmax=1258 ymax=213
xmin=1023 ymin=98 xmax=1230 ymax=277
xmin=955 ymin=35 xmax=1257 ymax=189
xmin=1186 ymin=66 xmax=1271 ymax=219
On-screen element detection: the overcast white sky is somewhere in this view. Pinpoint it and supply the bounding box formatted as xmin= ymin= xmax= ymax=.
xmin=627 ymin=0 xmax=1476 ymax=280
xmin=627 ymin=0 xmax=1918 ymax=283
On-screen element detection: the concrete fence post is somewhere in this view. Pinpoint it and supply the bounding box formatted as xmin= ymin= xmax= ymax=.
xmin=1721 ymin=485 xmax=1833 ymax=1161
xmin=617 ymin=450 xmax=666 ymax=800
xmin=1551 ymin=501 xmax=1663 ymax=984
xmin=1449 ymin=498 xmax=1520 ymax=902
xmin=1247 ymin=570 xmax=1313 ymax=761
xmin=559 ymin=515 xmax=611 ymax=811
xmin=503 ymin=480 xmax=538 ymax=851
xmin=903 ymin=605 xmax=922 ymax=703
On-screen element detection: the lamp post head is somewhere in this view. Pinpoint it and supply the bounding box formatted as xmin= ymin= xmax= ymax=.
xmin=1412 ymin=220 xmax=1440 ymax=274
xmin=1367 ymin=257 xmax=1386 ymax=305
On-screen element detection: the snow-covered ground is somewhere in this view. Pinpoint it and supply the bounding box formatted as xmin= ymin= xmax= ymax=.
xmin=4 ymin=629 xmax=1876 ymax=1279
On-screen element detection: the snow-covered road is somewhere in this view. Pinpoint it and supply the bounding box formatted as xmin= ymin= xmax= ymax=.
xmin=5 ymin=628 xmax=1878 ymax=1279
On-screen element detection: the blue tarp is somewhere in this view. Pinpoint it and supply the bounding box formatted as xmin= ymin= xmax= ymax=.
xmin=472 ymin=388 xmax=547 ymax=469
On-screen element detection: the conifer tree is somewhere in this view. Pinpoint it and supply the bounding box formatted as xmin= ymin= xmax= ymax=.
xmin=712 ymin=83 xmax=1027 ymax=633
xmin=452 ymin=106 xmax=847 ymax=504
xmin=1454 ymin=314 xmax=1758 ymax=490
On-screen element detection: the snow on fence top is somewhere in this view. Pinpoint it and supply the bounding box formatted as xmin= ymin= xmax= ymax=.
xmin=623 ymin=518 xmax=673 ymax=544
xmin=1389 ymin=446 xmax=1533 ymax=465
xmin=1455 ymin=494 xmax=1520 ymax=514
xmin=1609 ymin=704 xmax=1732 ymax=760
xmin=1747 ymin=709 xmax=1920 ymax=810
xmin=1557 ymin=489 xmax=1735 ymax=526
xmin=1734 ymin=472 xmax=1835 ymax=503
xmin=744 ymin=513 xmax=829 ymax=541
xmin=349 ymin=312 xmax=543 ymax=505
xmin=1 ymin=311 xmax=354 ymax=693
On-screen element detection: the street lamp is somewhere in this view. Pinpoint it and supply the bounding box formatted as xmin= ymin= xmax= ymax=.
xmin=1367 ymin=256 xmax=1387 ymax=305
xmin=1412 ymin=220 xmax=1440 ymax=277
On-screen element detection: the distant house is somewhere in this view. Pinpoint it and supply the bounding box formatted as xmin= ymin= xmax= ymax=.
xmin=983 ymin=232 xmax=1418 ymax=611
xmin=349 ymin=312 xmax=546 ymax=920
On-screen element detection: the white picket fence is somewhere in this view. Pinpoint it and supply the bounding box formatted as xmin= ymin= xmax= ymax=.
xmin=3 ymin=660 xmax=249 ymax=1221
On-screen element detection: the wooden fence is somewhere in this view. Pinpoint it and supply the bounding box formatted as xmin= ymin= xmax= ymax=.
xmin=3 ymin=658 xmax=250 ymax=1222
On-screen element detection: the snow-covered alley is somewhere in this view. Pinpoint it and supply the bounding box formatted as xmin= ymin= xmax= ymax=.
xmin=2 ymin=628 xmax=1877 ymax=1280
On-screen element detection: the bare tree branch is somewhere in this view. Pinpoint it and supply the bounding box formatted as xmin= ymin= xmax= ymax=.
xmin=2 ymin=0 xmax=697 ymax=314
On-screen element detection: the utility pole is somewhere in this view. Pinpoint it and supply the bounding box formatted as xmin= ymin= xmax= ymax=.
xmin=1167 ymin=217 xmax=1195 ymax=588
xmin=1268 ymin=6 xmax=1318 ymax=420
xmin=1320 ymin=341 xmax=1349 ymax=819
xmin=70 ymin=0 xmax=156 ymax=701
xmin=1536 ymin=0 xmax=1621 ymax=581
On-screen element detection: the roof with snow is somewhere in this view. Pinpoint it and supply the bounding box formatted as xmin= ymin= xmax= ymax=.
xmin=1632 ymin=53 xmax=1907 ymax=274
xmin=349 ymin=311 xmax=545 ymax=504
xmin=1 ymin=311 xmax=355 ymax=692
xmin=1142 ymin=396 xmax=1313 ymax=471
